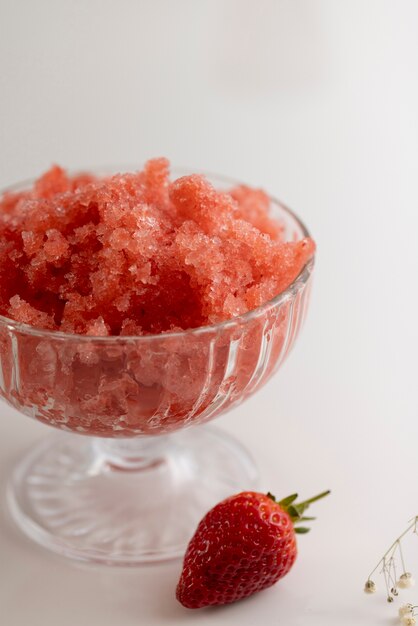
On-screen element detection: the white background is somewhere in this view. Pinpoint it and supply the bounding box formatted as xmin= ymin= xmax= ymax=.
xmin=1 ymin=1 xmax=418 ymax=624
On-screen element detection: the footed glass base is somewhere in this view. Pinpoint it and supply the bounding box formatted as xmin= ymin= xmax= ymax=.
xmin=8 ymin=426 xmax=258 ymax=565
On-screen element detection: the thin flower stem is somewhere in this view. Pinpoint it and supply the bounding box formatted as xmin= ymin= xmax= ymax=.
xmin=382 ymin=563 xmax=391 ymax=600
xmin=399 ymin=539 xmax=407 ymax=573
xmin=367 ymin=517 xmax=418 ymax=581
xmin=387 ymin=556 xmax=397 ymax=590
xmin=392 ymin=557 xmax=398 ymax=588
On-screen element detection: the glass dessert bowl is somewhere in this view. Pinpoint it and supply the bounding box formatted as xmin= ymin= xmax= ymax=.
xmin=0 ymin=170 xmax=314 ymax=565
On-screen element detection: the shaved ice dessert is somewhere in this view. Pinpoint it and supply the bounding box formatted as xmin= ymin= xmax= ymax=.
xmin=0 ymin=158 xmax=314 ymax=335
xmin=0 ymin=160 xmax=314 ymax=436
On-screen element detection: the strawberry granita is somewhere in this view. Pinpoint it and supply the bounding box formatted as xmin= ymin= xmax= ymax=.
xmin=0 ymin=160 xmax=315 ymax=436
xmin=0 ymin=159 xmax=314 ymax=335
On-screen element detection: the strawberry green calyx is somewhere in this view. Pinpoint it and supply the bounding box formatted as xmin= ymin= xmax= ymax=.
xmin=267 ymin=490 xmax=331 ymax=534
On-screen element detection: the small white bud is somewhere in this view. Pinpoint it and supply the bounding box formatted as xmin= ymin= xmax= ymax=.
xmin=400 ymin=605 xmax=415 ymax=617
xmin=364 ymin=579 xmax=376 ymax=594
xmin=398 ymin=573 xmax=415 ymax=589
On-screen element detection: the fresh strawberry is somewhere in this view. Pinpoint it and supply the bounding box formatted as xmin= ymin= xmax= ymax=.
xmin=176 ymin=489 xmax=330 ymax=609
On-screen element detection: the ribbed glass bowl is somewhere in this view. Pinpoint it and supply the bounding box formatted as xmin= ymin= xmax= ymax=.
xmin=0 ymin=170 xmax=314 ymax=565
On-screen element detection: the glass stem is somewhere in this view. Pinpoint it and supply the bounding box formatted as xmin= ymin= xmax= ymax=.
xmin=93 ymin=434 xmax=172 ymax=471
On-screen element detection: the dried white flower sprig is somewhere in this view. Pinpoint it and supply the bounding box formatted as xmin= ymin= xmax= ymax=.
xmin=399 ymin=604 xmax=417 ymax=626
xmin=364 ymin=516 xmax=418 ymax=622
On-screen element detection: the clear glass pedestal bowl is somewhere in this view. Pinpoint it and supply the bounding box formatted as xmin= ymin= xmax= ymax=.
xmin=0 ymin=172 xmax=314 ymax=565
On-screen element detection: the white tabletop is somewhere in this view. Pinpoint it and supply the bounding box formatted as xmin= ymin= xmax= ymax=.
xmin=1 ymin=1 xmax=418 ymax=624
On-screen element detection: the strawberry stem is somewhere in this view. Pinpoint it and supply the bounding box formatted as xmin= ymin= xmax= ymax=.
xmin=271 ymin=489 xmax=331 ymax=531
xmin=296 ymin=490 xmax=331 ymax=508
